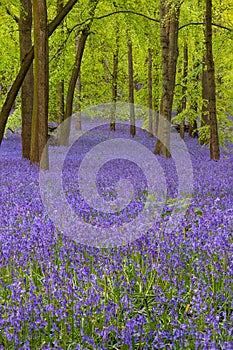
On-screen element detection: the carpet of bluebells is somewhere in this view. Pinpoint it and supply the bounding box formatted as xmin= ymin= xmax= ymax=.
xmin=0 ymin=124 xmax=233 ymax=349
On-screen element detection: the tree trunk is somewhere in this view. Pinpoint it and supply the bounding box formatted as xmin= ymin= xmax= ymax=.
xmin=30 ymin=0 xmax=49 ymax=169
xmin=19 ymin=0 xmax=33 ymax=159
xmin=59 ymin=0 xmax=98 ymax=146
xmin=0 ymin=0 xmax=79 ymax=146
xmin=180 ymin=42 xmax=188 ymax=139
xmin=155 ymin=1 xmax=180 ymax=157
xmin=110 ymin=30 xmax=119 ymax=132
xmin=57 ymin=0 xmax=65 ymax=133
xmin=128 ymin=35 xmax=135 ymax=137
xmin=75 ymin=36 xmax=82 ymax=131
xmin=205 ymin=0 xmax=220 ymax=160
xmin=199 ymin=55 xmax=210 ymax=144
xmin=58 ymin=29 xmax=89 ymax=146
xmin=148 ymin=46 xmax=153 ymax=136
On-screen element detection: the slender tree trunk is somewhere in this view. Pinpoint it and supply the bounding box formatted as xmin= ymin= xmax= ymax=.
xmin=128 ymin=35 xmax=135 ymax=137
xmin=19 ymin=0 xmax=33 ymax=159
xmin=59 ymin=0 xmax=98 ymax=146
xmin=75 ymin=35 xmax=82 ymax=130
xmin=58 ymin=29 xmax=89 ymax=145
xmin=155 ymin=1 xmax=180 ymax=157
xmin=205 ymin=0 xmax=220 ymax=160
xmin=57 ymin=0 xmax=65 ymax=133
xmin=110 ymin=30 xmax=119 ymax=132
xmin=30 ymin=0 xmax=49 ymax=169
xmin=0 ymin=0 xmax=79 ymax=146
xmin=179 ymin=42 xmax=188 ymax=139
xmin=199 ymin=55 xmax=210 ymax=144
xmin=148 ymin=46 xmax=153 ymax=136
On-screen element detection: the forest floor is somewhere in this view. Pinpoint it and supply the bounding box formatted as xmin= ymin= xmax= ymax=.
xmin=0 ymin=125 xmax=233 ymax=349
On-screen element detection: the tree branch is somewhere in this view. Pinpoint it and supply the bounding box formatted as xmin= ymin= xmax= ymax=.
xmin=69 ymin=10 xmax=160 ymax=33
xmin=5 ymin=7 xmax=19 ymax=24
xmin=179 ymin=21 xmax=232 ymax=32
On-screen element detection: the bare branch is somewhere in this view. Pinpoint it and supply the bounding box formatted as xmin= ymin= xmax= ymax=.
xmin=6 ymin=7 xmax=19 ymax=23
xmin=179 ymin=22 xmax=232 ymax=32
xmin=69 ymin=10 xmax=160 ymax=33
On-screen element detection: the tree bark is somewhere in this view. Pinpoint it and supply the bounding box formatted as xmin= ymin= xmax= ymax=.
xmin=30 ymin=0 xmax=49 ymax=169
xmin=0 ymin=0 xmax=79 ymax=146
xmin=19 ymin=0 xmax=33 ymax=159
xmin=155 ymin=1 xmax=180 ymax=157
xmin=128 ymin=35 xmax=135 ymax=137
xmin=205 ymin=0 xmax=220 ymax=160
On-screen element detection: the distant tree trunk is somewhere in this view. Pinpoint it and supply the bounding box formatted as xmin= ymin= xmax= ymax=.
xmin=30 ymin=0 xmax=49 ymax=169
xmin=75 ymin=36 xmax=82 ymax=130
xmin=148 ymin=46 xmax=153 ymax=136
xmin=58 ymin=29 xmax=89 ymax=145
xmin=188 ymin=55 xmax=199 ymax=138
xmin=155 ymin=1 xmax=180 ymax=157
xmin=19 ymin=0 xmax=33 ymax=159
xmin=205 ymin=0 xmax=220 ymax=160
xmin=0 ymin=0 xmax=79 ymax=147
xmin=199 ymin=55 xmax=209 ymax=144
xmin=128 ymin=35 xmax=135 ymax=137
xmin=180 ymin=42 xmax=188 ymax=139
xmin=57 ymin=0 xmax=65 ymax=133
xmin=110 ymin=30 xmax=119 ymax=132
xmin=59 ymin=0 xmax=98 ymax=146
xmin=103 ymin=57 xmax=109 ymax=83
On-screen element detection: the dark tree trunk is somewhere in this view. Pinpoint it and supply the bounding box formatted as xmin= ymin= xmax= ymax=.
xmin=30 ymin=0 xmax=49 ymax=169
xmin=205 ymin=0 xmax=220 ymax=160
xmin=155 ymin=1 xmax=180 ymax=157
xmin=19 ymin=0 xmax=33 ymax=159
xmin=0 ymin=0 xmax=79 ymax=146
xmin=128 ymin=35 xmax=135 ymax=137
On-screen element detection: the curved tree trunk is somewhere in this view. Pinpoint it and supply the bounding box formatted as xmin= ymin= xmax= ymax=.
xmin=19 ymin=0 xmax=33 ymax=159
xmin=205 ymin=0 xmax=220 ymax=160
